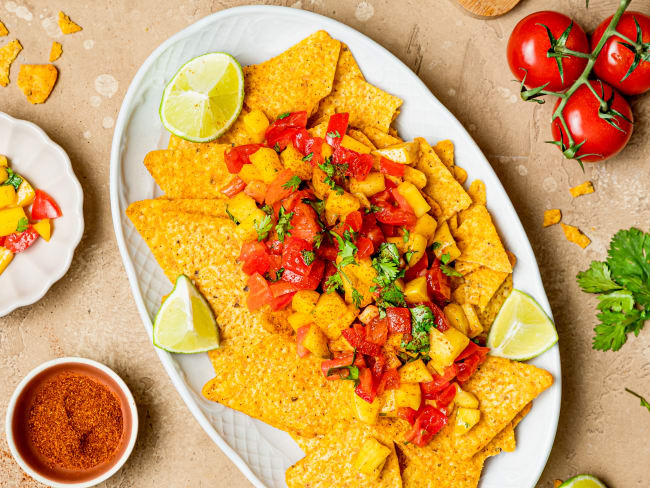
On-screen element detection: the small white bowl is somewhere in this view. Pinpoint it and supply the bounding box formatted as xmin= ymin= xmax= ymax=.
xmin=0 ymin=112 xmax=84 ymax=317
xmin=5 ymin=357 xmax=139 ymax=488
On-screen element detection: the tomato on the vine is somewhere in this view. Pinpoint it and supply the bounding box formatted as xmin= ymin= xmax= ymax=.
xmin=551 ymin=80 xmax=633 ymax=162
xmin=592 ymin=12 xmax=650 ymax=96
xmin=507 ymin=11 xmax=589 ymax=92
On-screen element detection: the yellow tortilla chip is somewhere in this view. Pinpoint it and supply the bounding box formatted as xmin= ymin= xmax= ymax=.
xmin=363 ymin=126 xmax=402 ymax=149
xmin=126 ymin=198 xmax=227 ymax=219
xmin=454 ymin=205 xmax=512 ymax=273
xmin=290 ymin=432 xmax=324 ymax=454
xmin=348 ymin=129 xmax=377 ymax=150
xmin=561 ymin=223 xmax=590 ymax=249
xmin=0 ymin=39 xmax=21 ymax=87
xmin=453 ymin=266 xmax=508 ymax=310
xmin=0 ymin=21 xmax=8 ymax=37
xmin=17 ymin=64 xmax=58 ymax=104
xmin=569 ymin=180 xmax=594 ymax=198
xmin=334 ymin=43 xmax=365 ymax=85
xmin=454 ymin=260 xmax=480 ymax=276
xmin=453 ymin=165 xmax=467 ymax=185
xmin=415 ymin=138 xmax=472 ymax=220
xmin=433 ymin=140 xmax=454 ymax=167
xmin=243 ymin=30 xmax=340 ymax=119
xmin=203 ymin=335 xmax=351 ymax=437
xmin=143 ymin=144 xmax=230 ymax=198
xmin=49 ymin=42 xmax=62 ymax=62
xmin=468 ymin=180 xmax=486 ymax=205
xmin=543 ymin=209 xmax=562 ymax=227
xmin=286 ymin=420 xmax=402 ymax=488
xmin=477 ymin=274 xmax=513 ymax=334
xmin=58 ymin=11 xmax=82 ymax=34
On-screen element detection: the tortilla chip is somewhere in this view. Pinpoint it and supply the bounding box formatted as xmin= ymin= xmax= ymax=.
xmin=561 ymin=223 xmax=590 ymax=249
xmin=58 ymin=11 xmax=82 ymax=34
xmin=454 ymin=205 xmax=512 ymax=273
xmin=336 ymin=44 xmax=365 ymax=82
xmin=348 ymin=129 xmax=376 ymax=150
xmin=0 ymin=39 xmax=21 ymax=87
xmin=454 ymin=266 xmax=509 ymax=310
xmin=543 ymin=209 xmax=561 ymax=227
xmin=0 ymin=21 xmax=8 ymax=37
xmin=144 ymin=145 xmax=230 ymax=198
xmin=569 ymin=180 xmax=594 ymax=198
xmin=477 ymin=274 xmax=513 ymax=334
xmin=454 ymin=260 xmax=481 ymax=276
xmin=363 ymin=126 xmax=402 ymax=148
xmin=308 ymin=121 xmax=328 ymax=139
xmin=126 ymin=207 xmax=278 ymax=347
xmin=433 ymin=140 xmax=454 ymax=167
xmin=203 ymin=335 xmax=351 ymax=437
xmin=453 ymin=166 xmax=467 ymax=185
xmin=17 ymin=64 xmax=58 ymax=104
xmin=243 ymin=30 xmax=340 ymax=119
xmin=290 ymin=432 xmax=324 ymax=454
xmin=126 ymin=198 xmax=227 ymax=219
xmin=49 ymin=42 xmax=62 ymax=62
xmin=468 ymin=180 xmax=486 ymax=205
xmin=286 ymin=420 xmax=402 ymax=488
xmin=415 ymin=138 xmax=472 ymax=220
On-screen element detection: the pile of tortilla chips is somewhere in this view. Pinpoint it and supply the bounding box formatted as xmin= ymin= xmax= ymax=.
xmin=127 ymin=31 xmax=553 ymax=487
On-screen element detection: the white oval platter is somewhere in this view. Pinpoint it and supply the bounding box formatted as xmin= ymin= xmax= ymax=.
xmin=109 ymin=6 xmax=561 ymax=488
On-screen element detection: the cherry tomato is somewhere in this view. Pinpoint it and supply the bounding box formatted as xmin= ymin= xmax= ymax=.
xmin=4 ymin=227 xmax=39 ymax=253
xmin=265 ymin=169 xmax=297 ymax=205
xmin=246 ymin=273 xmax=272 ymax=311
xmin=31 ymin=190 xmax=62 ymax=220
xmin=592 ymin=12 xmax=650 ymax=96
xmin=507 ymin=11 xmax=589 ymax=91
xmin=224 ymin=144 xmax=263 ymax=173
xmin=551 ymin=80 xmax=633 ymax=162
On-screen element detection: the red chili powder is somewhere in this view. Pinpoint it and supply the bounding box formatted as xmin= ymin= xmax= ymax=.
xmin=27 ymin=372 xmax=123 ymax=470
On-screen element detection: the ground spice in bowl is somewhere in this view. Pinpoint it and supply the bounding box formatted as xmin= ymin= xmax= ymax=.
xmin=27 ymin=372 xmax=123 ymax=470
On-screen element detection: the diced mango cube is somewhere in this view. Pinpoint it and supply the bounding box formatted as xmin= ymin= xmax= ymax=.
xmin=0 ymin=206 xmax=27 ymax=236
xmin=398 ymin=358 xmax=433 ymax=383
xmin=403 ymin=166 xmax=427 ymax=189
xmin=0 ymin=167 xmax=7 ymax=182
xmin=372 ymin=141 xmax=419 ymax=165
xmin=413 ymin=214 xmax=437 ymax=245
xmin=455 ymin=408 xmax=481 ymax=436
xmin=454 ymin=384 xmax=479 ymax=409
xmin=280 ymin=144 xmax=313 ymax=180
xmin=352 ymin=390 xmax=382 ymax=426
xmin=0 ymin=185 xmax=17 ymax=209
xmin=15 ymin=179 xmax=35 ymax=207
xmin=443 ymin=303 xmax=470 ymax=336
xmin=302 ymin=325 xmax=331 ymax=358
xmin=243 ymin=109 xmax=269 ymax=143
xmin=288 ymin=312 xmax=313 ymax=332
xmin=349 ymin=172 xmax=385 ymax=196
xmin=32 ymin=219 xmax=51 ymax=241
xmin=292 ymin=290 xmax=320 ymax=314
xmin=325 ymin=191 xmax=360 ymax=220
xmin=396 ymin=181 xmax=430 ymax=217
xmin=432 ymin=220 xmax=461 ymax=261
xmin=353 ymin=438 xmax=391 ymax=478
xmin=429 ymin=326 xmax=470 ymax=375
xmin=0 ymin=247 xmax=13 ymax=275
xmin=405 ymin=233 xmax=427 ymax=268
xmin=313 ymin=292 xmax=357 ymax=339
xmin=249 ymin=147 xmax=283 ymax=184
xmin=461 ymin=303 xmax=483 ymax=338
xmin=404 ymin=276 xmax=428 ymax=304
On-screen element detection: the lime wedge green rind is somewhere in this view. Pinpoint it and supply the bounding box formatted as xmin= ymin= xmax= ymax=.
xmin=160 ymin=52 xmax=244 ymax=143
xmin=559 ymin=475 xmax=608 ymax=488
xmin=487 ymin=289 xmax=558 ymax=361
xmin=153 ymin=274 xmax=220 ymax=354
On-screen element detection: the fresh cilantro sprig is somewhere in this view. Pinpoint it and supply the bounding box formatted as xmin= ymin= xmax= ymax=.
xmin=275 ymin=206 xmax=294 ymax=242
xmin=318 ymin=157 xmax=346 ymax=195
xmin=625 ymin=388 xmax=650 ymax=413
xmin=329 ymin=231 xmax=365 ymax=306
xmin=16 ymin=217 xmax=29 ymax=233
xmin=402 ymin=305 xmax=435 ymax=353
xmin=325 ymin=272 xmax=344 ymax=293
xmin=254 ymin=214 xmax=273 ymax=241
xmin=282 ymin=175 xmax=302 ymax=191
xmin=2 ymin=168 xmax=23 ymax=191
xmin=372 ymin=242 xmax=406 ymax=312
xmin=576 ymin=228 xmax=650 ymax=351
xmin=440 ymin=253 xmax=462 ymax=278
xmin=301 ymin=249 xmax=315 ymax=266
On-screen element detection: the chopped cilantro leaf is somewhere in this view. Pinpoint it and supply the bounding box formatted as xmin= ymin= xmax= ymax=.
xmin=262 ymin=204 xmax=274 ymax=215
xmin=326 ymin=130 xmax=341 ymax=139
xmin=225 ymin=205 xmax=240 ymax=225
xmin=364 ymin=204 xmax=381 ymax=214
xmin=265 ymin=268 xmax=284 ymax=282
xmin=404 ymin=250 xmax=416 ymax=264
xmin=302 ymin=152 xmax=314 ymax=162
xmin=440 ymin=262 xmax=462 ymax=278
xmin=379 ymin=283 xmax=406 ymax=308
xmin=301 ymin=250 xmax=315 ymax=266
xmin=15 ymin=217 xmax=29 ymax=233
xmin=312 ymin=232 xmax=324 ymax=249
xmin=2 ymin=168 xmax=22 ymax=192
xmin=282 ymin=175 xmax=302 ymax=191
xmin=273 ymin=142 xmax=281 ymax=153
xmin=440 ymin=253 xmax=451 ymax=265
xmin=275 ymin=206 xmax=294 ymax=242
xmin=277 ymin=112 xmax=290 ymax=119
xmin=402 ymin=305 xmax=435 ymax=353
xmin=326 ymin=272 xmax=344 ymax=292
xmin=403 ymin=228 xmax=410 ymax=244
xmin=625 ymin=388 xmax=650 ymax=412
xmin=431 ymin=241 xmax=442 ymax=251
xmin=331 ymin=231 xmax=358 ymax=267
xmin=352 ymin=289 xmax=364 ymax=308
xmin=254 ymin=214 xmax=273 ymax=241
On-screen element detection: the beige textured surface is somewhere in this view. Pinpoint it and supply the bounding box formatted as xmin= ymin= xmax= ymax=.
xmin=0 ymin=0 xmax=648 ymax=487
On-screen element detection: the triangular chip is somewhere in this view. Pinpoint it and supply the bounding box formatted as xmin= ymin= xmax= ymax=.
xmin=335 ymin=43 xmax=365 ymax=84
xmin=454 ymin=205 xmax=512 ymax=273
xmin=362 ymin=126 xmax=402 ymax=149
xmin=49 ymin=42 xmax=62 ymax=62
xmin=477 ymin=274 xmax=513 ymax=335
xmin=203 ymin=335 xmax=352 ymax=437
xmin=348 ymin=129 xmax=376 ymax=150
xmin=58 ymin=11 xmax=82 ymax=34
xmin=0 ymin=21 xmax=8 ymax=37
xmin=286 ymin=420 xmax=402 ymax=488
xmin=454 ymin=260 xmax=480 ymax=276
xmin=17 ymin=64 xmax=58 ymax=104
xmin=433 ymin=140 xmax=454 ymax=168
xmin=243 ymin=30 xmax=341 ymax=119
xmin=453 ymin=266 xmax=508 ymax=310
xmin=143 ymin=144 xmax=230 ymax=199
xmin=415 ymin=138 xmax=472 ymax=220
xmin=127 ymin=198 xmax=228 ymax=219
xmin=0 ymin=39 xmax=21 ymax=87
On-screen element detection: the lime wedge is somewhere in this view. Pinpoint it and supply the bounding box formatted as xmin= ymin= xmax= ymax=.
xmin=160 ymin=52 xmax=244 ymax=142
xmin=560 ymin=475 xmax=608 ymax=488
xmin=153 ymin=275 xmax=219 ymax=353
xmin=487 ymin=289 xmax=557 ymax=361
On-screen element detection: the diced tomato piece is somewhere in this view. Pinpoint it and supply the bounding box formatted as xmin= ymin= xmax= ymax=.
xmin=244 ymin=180 xmax=268 ymax=204
xmin=404 ymin=406 xmax=448 ymax=446
xmin=265 ymin=169 xmax=297 ymax=205
xmin=341 ymin=327 xmax=383 ymax=357
xmin=220 ymin=176 xmax=247 ymax=198
xmin=296 ymin=325 xmax=311 ymax=358
xmin=404 ymin=252 xmax=428 ymax=282
xmin=321 ymin=261 xmax=338 ymax=291
xmin=397 ymin=407 xmax=418 ymax=425
xmin=3 ymin=227 xmax=39 ymax=253
xmin=370 ymin=189 xmax=394 ymax=205
xmin=267 ymin=239 xmax=283 ymax=255
xmin=379 ymin=157 xmax=405 ymax=177
xmin=378 ymin=368 xmax=400 ymax=394
xmin=429 ymin=302 xmax=450 ymax=332
xmin=265 ymin=112 xmax=308 ymax=151
xmin=355 ymin=367 xmax=377 ymax=403
xmin=281 ymin=237 xmax=314 ymax=275
xmin=281 ymin=260 xmax=324 ymax=290
xmin=290 ymin=203 xmax=320 ymax=243
xmin=346 ymin=151 xmax=374 ymax=181
xmin=345 ymin=211 xmax=363 ymax=233
xmin=239 ymin=241 xmax=271 ymax=275
xmin=428 ymin=382 xmax=457 ymax=408
xmin=374 ymin=202 xmax=417 ymax=227
xmin=321 ymin=352 xmax=355 ymax=379
xmin=31 ymin=190 xmax=62 ymax=220
xmin=270 ymin=291 xmax=296 ymax=311
xmin=391 ymin=188 xmax=415 ymax=214
xmin=246 ymin=273 xmax=272 ymax=311
xmin=317 ymin=242 xmax=338 ymax=262
xmin=367 ymin=353 xmax=387 ymax=380
xmin=383 ymin=177 xmax=398 ymax=190
xmin=421 ymin=364 xmax=457 ymax=399
xmin=325 ymin=112 xmax=349 ymax=147
xmin=456 ymin=350 xmax=488 ymax=383
xmin=427 ymin=259 xmax=451 ymax=304
xmin=270 ymin=111 xmax=308 ymax=131
xmin=360 ymin=214 xmax=385 ymax=248
xmin=270 ymin=281 xmax=298 ymax=298
xmin=224 ymin=144 xmax=263 ymax=173
xmin=455 ymin=342 xmax=490 ymax=362
xmin=356 ymin=237 xmax=374 ymax=260
xmin=386 ymin=307 xmax=412 ymax=334
xmin=0 ymin=236 xmax=5 ymax=247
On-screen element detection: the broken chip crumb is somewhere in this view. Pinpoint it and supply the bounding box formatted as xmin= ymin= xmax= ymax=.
xmin=554 ymin=481 xmax=563 ymax=488
xmin=0 ymin=39 xmax=21 ymax=87
xmin=543 ymin=209 xmax=561 ymax=227
xmin=569 ymin=180 xmax=594 ymax=198
xmin=453 ymin=165 xmax=467 ymax=185
xmin=468 ymin=179 xmax=486 ymax=205
xmin=49 ymin=42 xmax=62 ymax=62
xmin=17 ymin=64 xmax=58 ymax=104
xmin=58 ymin=11 xmax=82 ymax=35
xmin=0 ymin=20 xmax=8 ymax=37
xmin=561 ymin=223 xmax=590 ymax=249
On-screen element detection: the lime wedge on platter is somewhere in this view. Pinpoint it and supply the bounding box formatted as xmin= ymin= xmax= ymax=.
xmin=160 ymin=52 xmax=244 ymax=142
xmin=487 ymin=289 xmax=558 ymax=361
xmin=153 ymin=275 xmax=220 ymax=354
xmin=559 ymin=475 xmax=608 ymax=488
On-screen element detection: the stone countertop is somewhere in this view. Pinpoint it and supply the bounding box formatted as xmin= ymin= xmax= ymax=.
xmin=0 ymin=0 xmax=648 ymax=487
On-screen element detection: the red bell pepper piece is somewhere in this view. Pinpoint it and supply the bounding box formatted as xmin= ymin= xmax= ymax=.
xmin=265 ymin=112 xmax=308 ymax=151
xmin=404 ymin=405 xmax=449 ymax=446
xmin=224 ymin=144 xmax=263 ymax=173
xmin=289 ymin=203 xmax=321 ymax=243
xmin=281 ymin=237 xmax=314 ymax=275
xmin=376 ymin=368 xmax=400 ymax=396
xmin=427 ymin=259 xmax=451 ymax=303
xmin=246 ymin=273 xmax=272 ymax=311
xmin=244 ymin=180 xmax=268 ymax=204
xmin=455 ymin=342 xmax=490 ymax=362
xmin=355 ymin=367 xmax=377 ymax=403
xmin=239 ymin=241 xmax=271 ymax=275
xmin=3 ymin=227 xmax=39 ymax=253
xmin=385 ymin=307 xmax=412 ymax=334
xmin=379 ymin=157 xmax=405 ymax=177
xmin=31 ymin=190 xmax=62 ymax=220
xmin=325 ymin=112 xmax=349 ymax=148
xmin=374 ymin=202 xmax=417 ymax=227
xmin=220 ymin=176 xmax=247 ymax=198
xmin=427 ymin=382 xmax=457 ymax=408
xmin=281 ymin=260 xmax=324 ymax=290
xmin=344 ymin=211 xmax=363 ymax=233
xmin=265 ymin=169 xmax=297 ymax=205
xmin=356 ymin=237 xmax=374 ymax=261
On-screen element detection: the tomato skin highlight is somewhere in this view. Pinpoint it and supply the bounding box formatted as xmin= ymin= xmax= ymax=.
xmin=32 ymin=190 xmax=62 ymax=220
xmin=551 ymin=80 xmax=633 ymax=162
xmin=385 ymin=307 xmax=412 ymax=334
xmin=4 ymin=227 xmax=40 ymax=253
xmin=592 ymin=12 xmax=650 ymax=96
xmin=507 ymin=11 xmax=589 ymax=92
